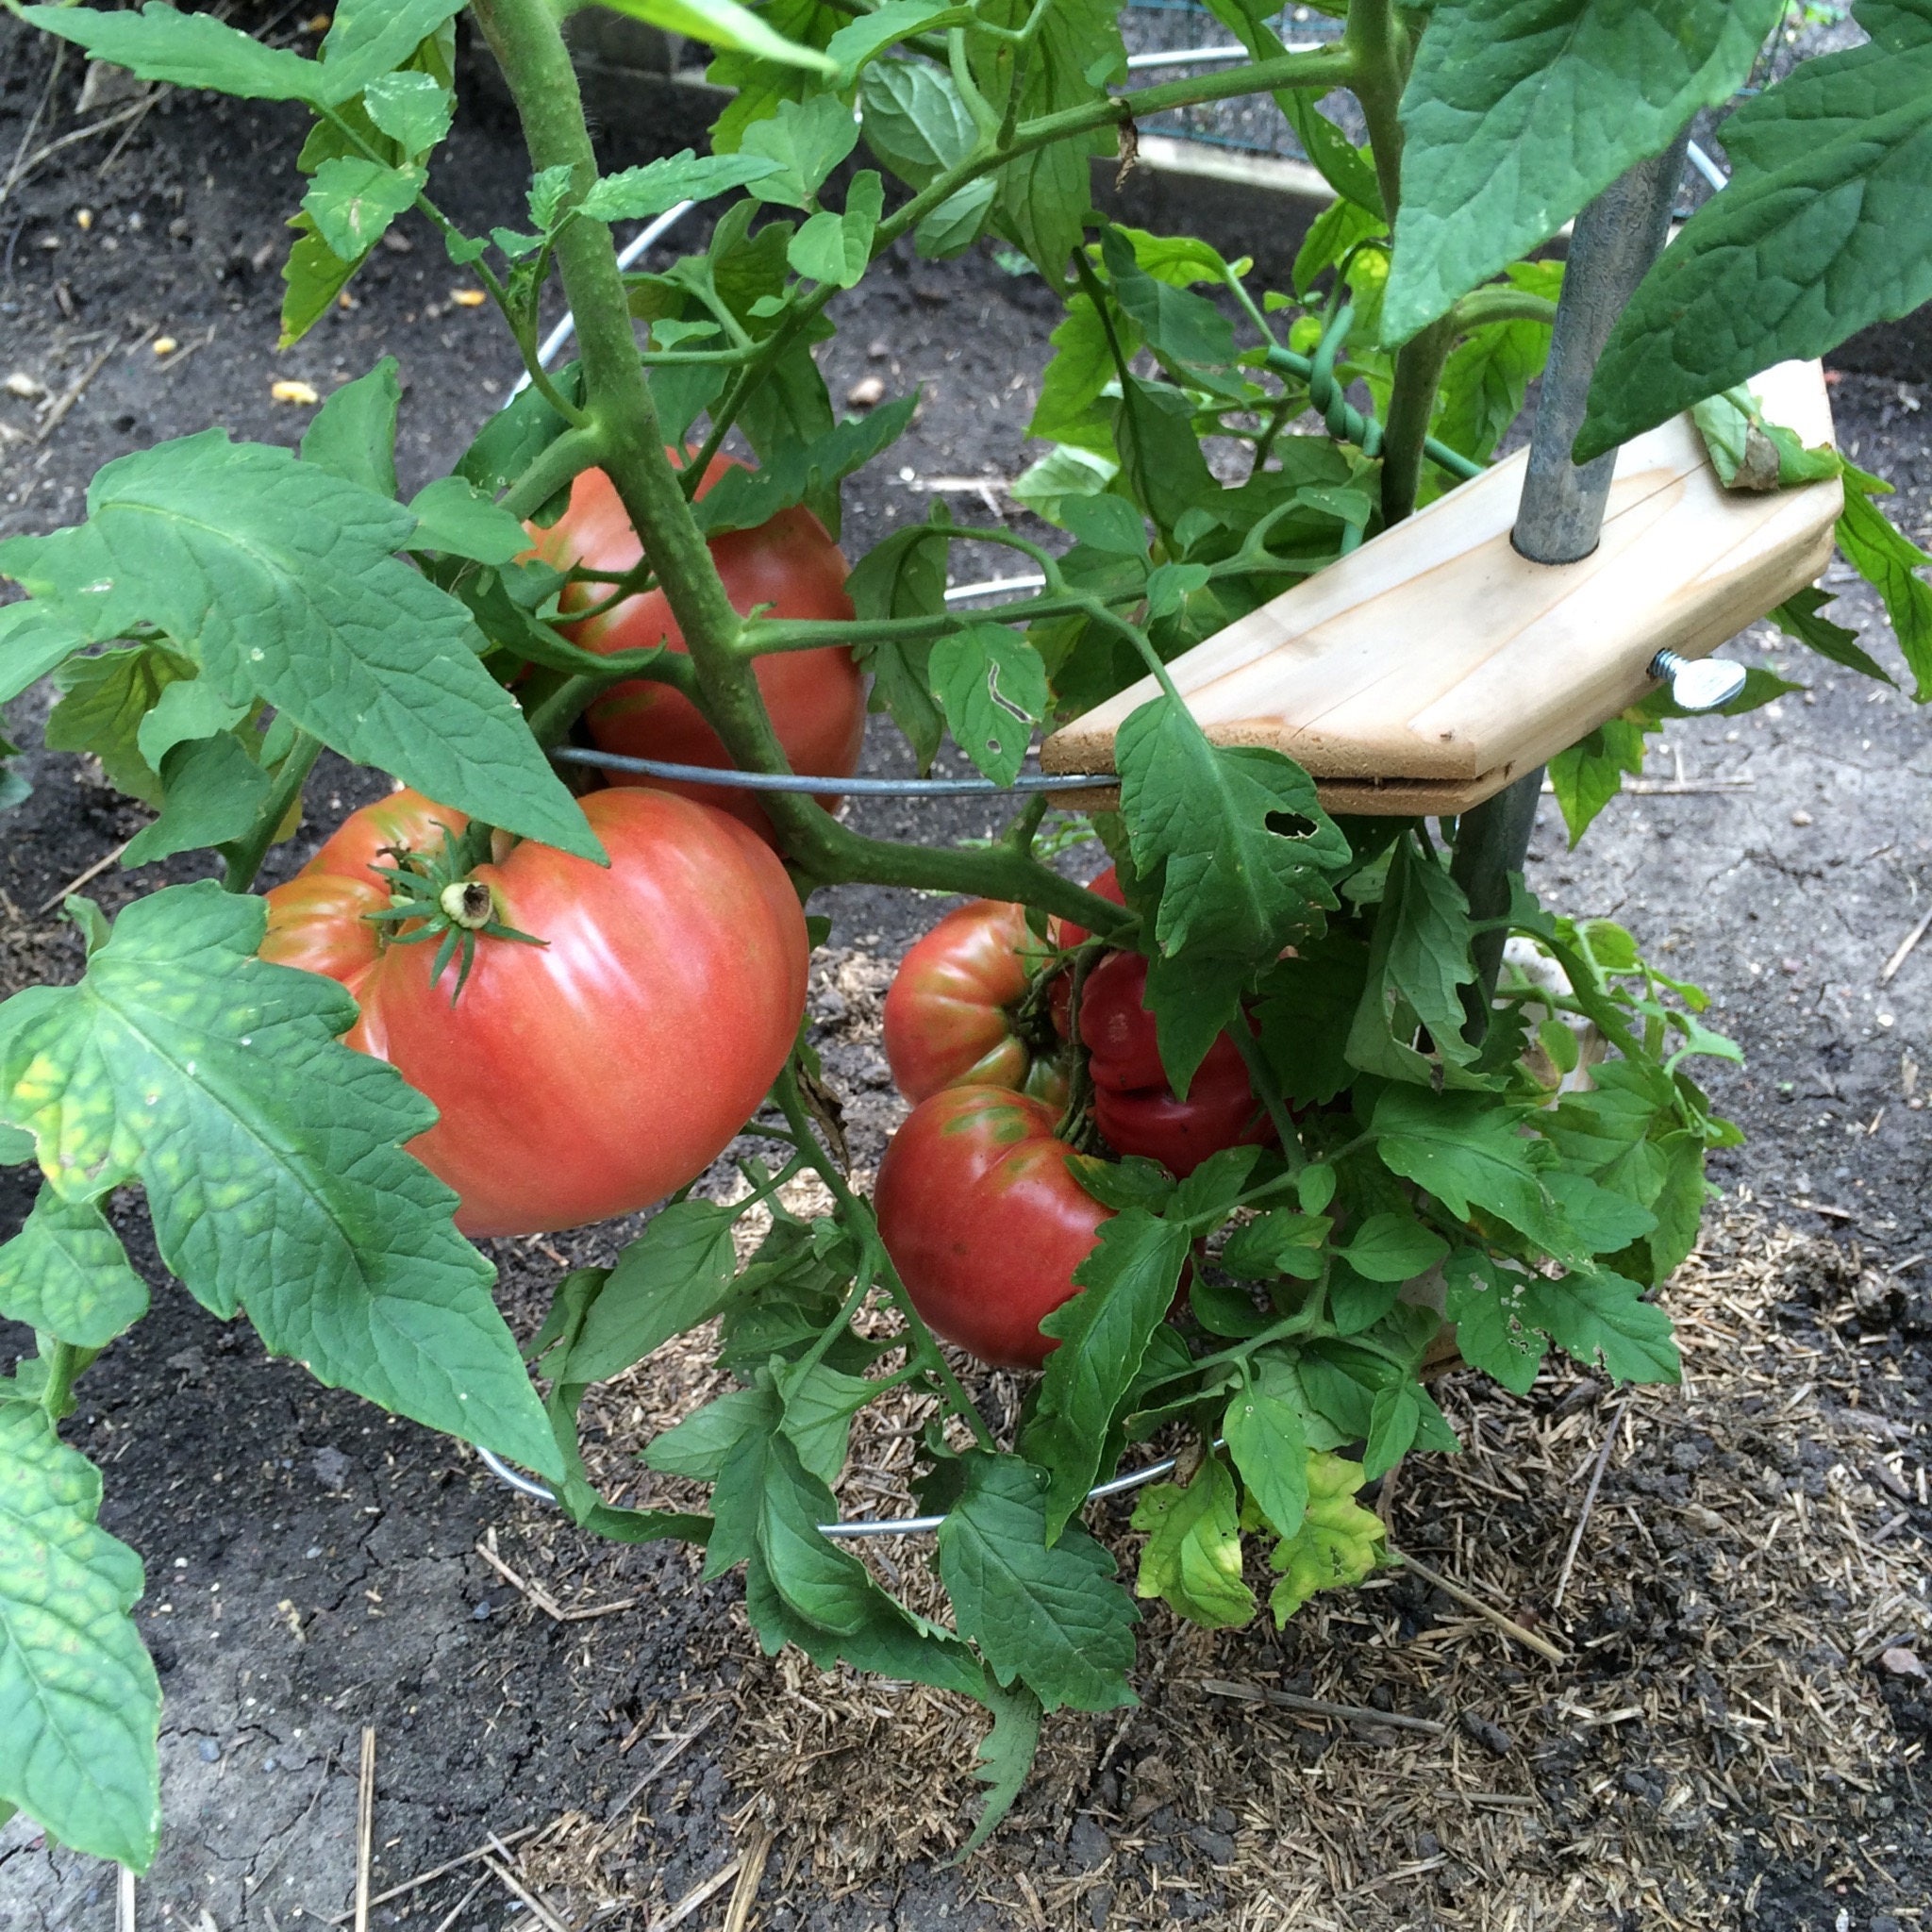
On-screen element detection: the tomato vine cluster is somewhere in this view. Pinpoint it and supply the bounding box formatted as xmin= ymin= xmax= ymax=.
xmin=0 ymin=0 xmax=1925 ymax=1874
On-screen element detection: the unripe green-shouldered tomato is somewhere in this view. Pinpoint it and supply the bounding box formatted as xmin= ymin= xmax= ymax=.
xmin=882 ymin=898 xmax=1066 ymax=1107
xmin=874 ymin=1085 xmax=1110 ymax=1371
xmin=262 ymin=787 xmax=808 ymax=1239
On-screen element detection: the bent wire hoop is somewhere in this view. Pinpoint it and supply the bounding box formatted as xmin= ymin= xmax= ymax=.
xmin=475 ymin=1443 xmax=1185 ymax=1538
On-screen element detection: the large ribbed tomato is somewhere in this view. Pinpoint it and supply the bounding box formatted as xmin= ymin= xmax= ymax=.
xmin=261 ymin=787 xmax=808 ymax=1239
xmin=882 ymin=899 xmax=1065 ymax=1106
xmin=529 ymin=462 xmax=865 ymax=839
xmin=874 ymin=1086 xmax=1110 ymax=1371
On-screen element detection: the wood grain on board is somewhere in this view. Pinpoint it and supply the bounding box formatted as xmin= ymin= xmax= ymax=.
xmin=1041 ymin=359 xmax=1840 ymax=816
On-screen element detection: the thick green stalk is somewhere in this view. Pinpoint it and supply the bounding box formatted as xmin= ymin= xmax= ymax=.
xmin=221 ymin=730 xmax=322 ymax=893
xmin=39 ymin=1339 xmax=98 ymax=1420
xmin=1380 ymin=316 xmax=1456 ymax=525
xmin=1449 ymin=287 xmax=1560 ymax=331
xmin=1343 ymin=0 xmax=1407 ymax=223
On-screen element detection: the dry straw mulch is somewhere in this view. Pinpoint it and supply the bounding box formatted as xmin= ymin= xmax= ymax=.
xmin=505 ymin=1197 xmax=1929 ymax=1931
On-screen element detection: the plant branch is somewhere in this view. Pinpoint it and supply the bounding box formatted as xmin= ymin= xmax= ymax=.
xmin=221 ymin=730 xmax=322 ymax=893
xmin=1448 ymin=286 xmax=1559 ymax=331
xmin=1380 ymin=316 xmax=1456 ymax=525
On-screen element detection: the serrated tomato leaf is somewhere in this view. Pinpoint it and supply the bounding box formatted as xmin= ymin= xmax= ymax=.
xmin=0 ymin=1399 xmax=160 ymax=1869
xmin=1022 ymin=1208 xmax=1191 ymax=1541
xmin=1578 ymin=42 xmax=1932 ymax=460
xmin=0 ymin=884 xmax=562 ymax=1478
xmin=0 ymin=431 xmax=599 ymax=858
xmin=1386 ymin=0 xmax=1784 ymax=341
xmin=0 ymin=1192 xmax=148 ymax=1349
xmin=937 ymin=1453 xmax=1137 ymax=1713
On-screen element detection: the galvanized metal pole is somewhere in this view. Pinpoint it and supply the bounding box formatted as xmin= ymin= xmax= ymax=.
xmin=1452 ymin=128 xmax=1693 ymax=1027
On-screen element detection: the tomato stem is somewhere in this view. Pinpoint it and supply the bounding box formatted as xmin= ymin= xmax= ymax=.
xmin=221 ymin=729 xmax=322 ymax=895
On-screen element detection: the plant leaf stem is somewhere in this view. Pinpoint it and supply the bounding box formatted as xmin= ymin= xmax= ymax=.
xmin=221 ymin=729 xmax=323 ymax=893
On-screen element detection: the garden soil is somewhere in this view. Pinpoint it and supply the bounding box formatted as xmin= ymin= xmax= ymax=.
xmin=0 ymin=18 xmax=1927 ymax=1932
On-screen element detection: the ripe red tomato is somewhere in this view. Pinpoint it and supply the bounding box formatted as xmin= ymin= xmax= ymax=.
xmin=874 ymin=1086 xmax=1110 ymax=1371
xmin=882 ymin=899 xmax=1065 ymax=1107
xmin=1078 ymin=950 xmax=1276 ymax=1178
xmin=530 ymin=463 xmax=865 ymax=840
xmin=1047 ymin=863 xmax=1124 ymax=953
xmin=262 ymin=787 xmax=808 ymax=1238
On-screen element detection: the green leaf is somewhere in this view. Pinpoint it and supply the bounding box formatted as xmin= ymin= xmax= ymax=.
xmin=44 ymin=641 xmax=193 ymax=807
xmin=1023 ymin=1208 xmax=1191 ymax=1540
xmin=848 ymin=521 xmax=948 ymax=767
xmin=600 ymin=0 xmax=838 ymax=71
xmin=319 ymin=0 xmax=466 ymax=97
xmin=1773 ymin=585 xmax=1892 ymax=684
xmin=1546 ymin=717 xmax=1647 ymax=847
xmin=279 ymin=217 xmax=364 ymax=351
xmin=302 ymin=157 xmax=425 ymax=261
xmin=0 ymin=884 xmax=563 ymax=1478
xmin=1433 ymin=306 xmax=1551 ymax=469
xmin=1339 ymin=1211 xmax=1450 ymax=1284
xmin=788 ymin=171 xmax=883 ymax=289
xmin=1101 ymin=227 xmax=1233 ymax=369
xmin=1112 ymin=375 xmax=1218 ymax=542
xmin=937 ymin=1453 xmax=1138 ymax=1712
xmin=1524 ymin=1271 xmax=1679 ymax=1384
xmin=858 ymin=57 xmax=979 ymax=190
xmin=1117 ymin=697 xmax=1348 ymax=961
xmin=0 ymin=432 xmax=599 ymax=858
xmin=121 ymin=733 xmax=271 ymax=868
xmin=300 ymin=358 xmax=401 ymax=498
xmin=1692 ymin=384 xmax=1841 ymax=491
xmin=21 ymin=2 xmax=325 ymax=103
xmin=712 ymin=1391 xmax=983 ymax=1695
xmin=1373 ymin=1085 xmax=1591 ymax=1266
xmin=694 ymin=395 xmax=914 ymax=542
xmin=1224 ymin=1374 xmax=1308 ymax=1538
xmin=565 ymin=1200 xmax=740 ymax=1384
xmin=928 ymin=625 xmax=1048 ymax=786
xmin=1253 ymin=933 xmax=1371 ymax=1108
xmin=1836 ymin=462 xmax=1932 ymax=697
xmin=774 ymin=1358 xmax=877 ymax=1488
xmin=915 ymin=174 xmax=997 ymax=258
xmin=1443 ymin=1251 xmax=1547 ymax=1395
xmin=1010 ymin=442 xmax=1119 ymax=525
xmin=406 ymin=476 xmax=531 ymax=565
xmin=0 ymin=601 xmax=90 ymax=706
xmin=361 ymin=71 xmax=452 ymax=156
xmin=1267 ymin=1448 xmax=1385 ymax=1623
xmin=1578 ymin=41 xmax=1932 ymax=459
xmin=1293 ymin=197 xmax=1387 ymax=299
xmin=1279 ymin=90 xmax=1383 ymax=219
xmin=1221 ymin=1208 xmax=1329 ymax=1282
xmin=135 ymin=677 xmax=250 ymax=771
xmin=641 ymin=1387 xmax=767 ymax=1480
xmin=0 ymin=1191 xmax=149 ymax=1348
xmin=827 ymin=0 xmax=964 ymax=83
xmin=960 ymin=1674 xmax=1042 ymax=1858
xmin=1345 ymin=829 xmax=1490 ymax=1087
xmin=580 ymin=150 xmax=785 ymax=223
xmin=742 ymin=92 xmax=862 ymax=208
xmin=0 ymin=1400 xmax=160 ymax=1868
xmin=1386 ymin=0 xmax=1784 ymax=342
xmin=1129 ymin=1457 xmax=1256 ymax=1630
xmin=1028 ymin=291 xmax=1131 ymax=457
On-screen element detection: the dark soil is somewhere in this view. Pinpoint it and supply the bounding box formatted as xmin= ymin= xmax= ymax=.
xmin=0 ymin=15 xmax=1927 ymax=1932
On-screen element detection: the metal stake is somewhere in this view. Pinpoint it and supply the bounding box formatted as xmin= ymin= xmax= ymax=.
xmin=1455 ymin=127 xmax=1697 ymax=1021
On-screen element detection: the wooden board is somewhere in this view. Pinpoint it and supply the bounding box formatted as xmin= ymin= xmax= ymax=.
xmin=1041 ymin=359 xmax=1840 ymax=815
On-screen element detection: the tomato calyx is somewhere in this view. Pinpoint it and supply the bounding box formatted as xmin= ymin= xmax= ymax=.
xmin=364 ymin=827 xmax=545 ymax=1002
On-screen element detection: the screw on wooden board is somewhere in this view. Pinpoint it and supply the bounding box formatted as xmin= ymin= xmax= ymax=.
xmin=1649 ymin=648 xmax=1748 ymax=711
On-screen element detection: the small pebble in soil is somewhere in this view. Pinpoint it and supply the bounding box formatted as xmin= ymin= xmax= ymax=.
xmin=197 ymin=1740 xmax=219 ymax=1763
xmin=846 ymin=375 xmax=884 ymax=409
xmin=1459 ymin=1711 xmax=1514 ymax=1757
xmin=473 ymin=1601 xmax=491 ymax=1620
xmin=1791 ymin=808 xmax=1814 ymax=825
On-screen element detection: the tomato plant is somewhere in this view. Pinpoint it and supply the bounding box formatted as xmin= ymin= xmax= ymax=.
xmin=1 ymin=0 xmax=1928 ymax=1873
xmin=529 ymin=462 xmax=865 ymax=836
xmin=874 ymin=1085 xmax=1110 ymax=1369
xmin=263 ymin=786 xmax=809 ymax=1236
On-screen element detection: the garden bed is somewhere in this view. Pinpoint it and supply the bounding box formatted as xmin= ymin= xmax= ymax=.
xmin=0 ymin=20 xmax=1928 ymax=1930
